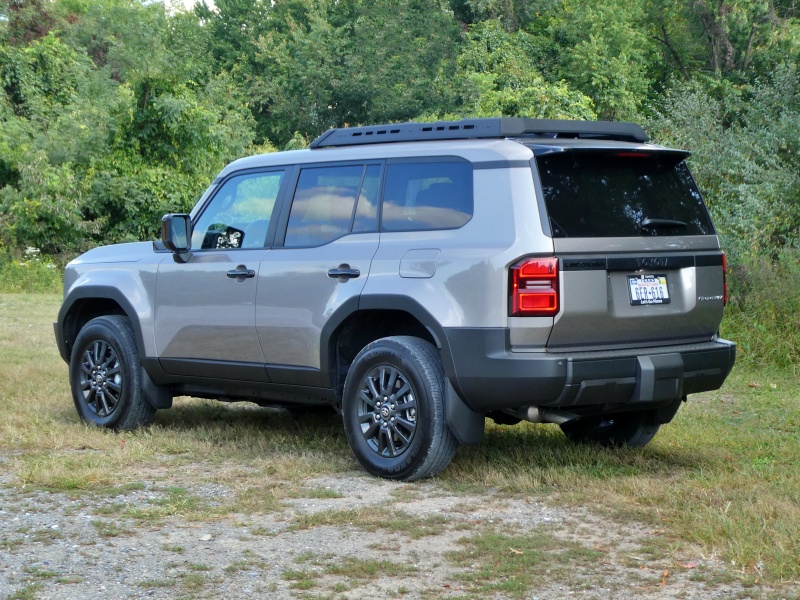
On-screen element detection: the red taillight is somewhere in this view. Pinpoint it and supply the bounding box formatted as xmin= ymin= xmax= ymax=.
xmin=510 ymin=257 xmax=559 ymax=317
xmin=722 ymin=251 xmax=728 ymax=306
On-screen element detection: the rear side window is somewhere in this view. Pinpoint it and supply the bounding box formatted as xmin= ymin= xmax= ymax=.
xmin=381 ymin=161 xmax=473 ymax=231
xmin=536 ymin=151 xmax=714 ymax=238
xmin=284 ymin=165 xmax=364 ymax=247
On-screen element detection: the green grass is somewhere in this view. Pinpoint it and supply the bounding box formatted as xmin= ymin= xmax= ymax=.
xmin=446 ymin=530 xmax=604 ymax=597
xmin=288 ymin=508 xmax=453 ymax=539
xmin=5 ymin=584 xmax=43 ymax=600
xmin=723 ymin=250 xmax=800 ymax=369
xmin=440 ymin=369 xmax=800 ymax=583
xmin=323 ymin=557 xmax=417 ymax=579
xmin=1 ymin=293 xmax=799 ymax=587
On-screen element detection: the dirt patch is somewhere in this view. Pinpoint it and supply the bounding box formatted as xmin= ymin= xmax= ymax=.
xmin=0 ymin=471 xmax=777 ymax=600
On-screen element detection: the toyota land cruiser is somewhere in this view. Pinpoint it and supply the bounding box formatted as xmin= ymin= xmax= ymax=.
xmin=55 ymin=118 xmax=736 ymax=480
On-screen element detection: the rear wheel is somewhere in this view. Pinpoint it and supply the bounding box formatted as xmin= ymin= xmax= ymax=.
xmin=69 ymin=316 xmax=156 ymax=431
xmin=559 ymin=410 xmax=660 ymax=448
xmin=342 ymin=336 xmax=457 ymax=481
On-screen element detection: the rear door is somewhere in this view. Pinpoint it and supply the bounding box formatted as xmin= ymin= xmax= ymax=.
xmin=533 ymin=148 xmax=726 ymax=349
xmin=255 ymin=162 xmax=381 ymax=386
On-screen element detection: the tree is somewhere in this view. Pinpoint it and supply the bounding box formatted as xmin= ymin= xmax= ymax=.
xmin=250 ymin=0 xmax=463 ymax=144
xmin=648 ymin=65 xmax=800 ymax=259
xmin=450 ymin=20 xmax=595 ymax=119
xmin=554 ymin=0 xmax=656 ymax=119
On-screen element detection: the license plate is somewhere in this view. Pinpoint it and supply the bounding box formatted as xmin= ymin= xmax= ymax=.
xmin=628 ymin=274 xmax=670 ymax=305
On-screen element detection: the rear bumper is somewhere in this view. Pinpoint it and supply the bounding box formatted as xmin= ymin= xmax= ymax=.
xmin=442 ymin=328 xmax=736 ymax=414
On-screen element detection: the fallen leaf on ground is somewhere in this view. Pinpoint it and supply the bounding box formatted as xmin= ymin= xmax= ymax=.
xmin=659 ymin=570 xmax=669 ymax=587
xmin=676 ymin=560 xmax=699 ymax=569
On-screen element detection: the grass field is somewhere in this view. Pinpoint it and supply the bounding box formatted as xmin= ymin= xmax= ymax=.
xmin=1 ymin=293 xmax=798 ymax=590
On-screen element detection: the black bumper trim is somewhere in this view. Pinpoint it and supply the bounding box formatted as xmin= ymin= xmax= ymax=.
xmin=443 ymin=328 xmax=735 ymax=413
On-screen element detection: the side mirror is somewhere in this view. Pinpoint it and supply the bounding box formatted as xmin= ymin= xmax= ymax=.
xmin=161 ymin=214 xmax=193 ymax=263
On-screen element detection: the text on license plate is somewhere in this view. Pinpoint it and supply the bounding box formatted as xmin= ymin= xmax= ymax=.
xmin=628 ymin=274 xmax=670 ymax=305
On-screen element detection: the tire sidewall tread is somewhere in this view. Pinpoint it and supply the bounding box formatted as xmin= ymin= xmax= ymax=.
xmin=342 ymin=336 xmax=457 ymax=481
xmin=69 ymin=315 xmax=155 ymax=431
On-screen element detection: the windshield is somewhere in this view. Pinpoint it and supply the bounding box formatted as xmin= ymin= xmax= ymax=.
xmin=534 ymin=150 xmax=715 ymax=238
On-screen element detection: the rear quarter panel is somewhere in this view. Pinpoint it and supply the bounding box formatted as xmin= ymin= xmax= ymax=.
xmin=361 ymin=165 xmax=553 ymax=329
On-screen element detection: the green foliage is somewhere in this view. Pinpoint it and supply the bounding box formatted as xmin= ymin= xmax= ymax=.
xmin=0 ymin=153 xmax=90 ymax=256
xmin=648 ymin=65 xmax=800 ymax=261
xmin=251 ymin=0 xmax=463 ymax=145
xmin=0 ymin=2 xmax=257 ymax=254
xmin=0 ymin=32 xmax=91 ymax=119
xmin=449 ymin=0 xmax=534 ymax=31
xmin=554 ymin=0 xmax=655 ymax=119
xmin=451 ymin=20 xmax=596 ymax=119
xmin=723 ymin=250 xmax=800 ymax=369
xmin=0 ymin=246 xmax=62 ymax=293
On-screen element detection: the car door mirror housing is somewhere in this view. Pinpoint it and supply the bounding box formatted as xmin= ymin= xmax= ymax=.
xmin=162 ymin=213 xmax=193 ymax=262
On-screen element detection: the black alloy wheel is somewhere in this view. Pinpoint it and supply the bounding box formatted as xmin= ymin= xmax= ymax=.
xmin=78 ymin=339 xmax=123 ymax=418
xmin=69 ymin=315 xmax=156 ymax=430
xmin=356 ymin=364 xmax=418 ymax=459
xmin=342 ymin=336 xmax=458 ymax=481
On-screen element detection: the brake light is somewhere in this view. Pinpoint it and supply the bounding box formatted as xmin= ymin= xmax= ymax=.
xmin=510 ymin=258 xmax=559 ymax=317
xmin=722 ymin=251 xmax=728 ymax=306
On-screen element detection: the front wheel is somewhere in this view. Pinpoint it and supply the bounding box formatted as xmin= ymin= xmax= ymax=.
xmin=69 ymin=315 xmax=156 ymax=431
xmin=559 ymin=410 xmax=660 ymax=448
xmin=342 ymin=336 xmax=457 ymax=481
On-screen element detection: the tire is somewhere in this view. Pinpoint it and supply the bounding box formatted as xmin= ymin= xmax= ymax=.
xmin=559 ymin=410 xmax=660 ymax=448
xmin=69 ymin=315 xmax=156 ymax=431
xmin=342 ymin=336 xmax=458 ymax=481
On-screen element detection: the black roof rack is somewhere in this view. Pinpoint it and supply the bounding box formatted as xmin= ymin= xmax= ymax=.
xmin=309 ymin=117 xmax=649 ymax=148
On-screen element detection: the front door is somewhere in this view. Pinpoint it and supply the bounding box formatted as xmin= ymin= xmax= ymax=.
xmin=154 ymin=168 xmax=288 ymax=381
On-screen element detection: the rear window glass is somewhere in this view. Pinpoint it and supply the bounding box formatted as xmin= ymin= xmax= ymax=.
xmin=382 ymin=161 xmax=473 ymax=231
xmin=535 ymin=151 xmax=714 ymax=238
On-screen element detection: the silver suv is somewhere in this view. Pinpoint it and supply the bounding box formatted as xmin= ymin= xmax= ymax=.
xmin=55 ymin=118 xmax=736 ymax=480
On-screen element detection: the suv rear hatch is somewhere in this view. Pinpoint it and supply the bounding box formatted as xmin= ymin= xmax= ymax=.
xmin=529 ymin=145 xmax=726 ymax=350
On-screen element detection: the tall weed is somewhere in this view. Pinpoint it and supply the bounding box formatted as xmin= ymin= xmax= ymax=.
xmin=0 ymin=247 xmax=62 ymax=294
xmin=722 ymin=249 xmax=800 ymax=369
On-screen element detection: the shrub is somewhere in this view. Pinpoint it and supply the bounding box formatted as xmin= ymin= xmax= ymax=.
xmin=0 ymin=246 xmax=62 ymax=293
xmin=722 ymin=249 xmax=800 ymax=370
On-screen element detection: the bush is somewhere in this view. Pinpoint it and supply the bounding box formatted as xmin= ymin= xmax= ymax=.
xmin=0 ymin=246 xmax=62 ymax=293
xmin=721 ymin=249 xmax=800 ymax=370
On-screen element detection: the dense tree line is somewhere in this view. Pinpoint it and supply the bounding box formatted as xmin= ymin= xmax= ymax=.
xmin=0 ymin=0 xmax=799 ymax=261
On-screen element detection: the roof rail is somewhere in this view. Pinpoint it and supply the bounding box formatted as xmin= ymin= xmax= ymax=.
xmin=309 ymin=117 xmax=649 ymax=148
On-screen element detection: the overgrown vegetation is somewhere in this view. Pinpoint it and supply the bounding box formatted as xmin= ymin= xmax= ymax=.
xmin=0 ymin=0 xmax=798 ymax=263
xmin=723 ymin=250 xmax=800 ymax=369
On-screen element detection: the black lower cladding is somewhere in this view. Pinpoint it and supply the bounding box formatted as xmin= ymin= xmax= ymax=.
xmin=443 ymin=328 xmax=736 ymax=413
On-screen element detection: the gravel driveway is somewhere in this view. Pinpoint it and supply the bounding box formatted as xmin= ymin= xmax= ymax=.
xmin=1 ymin=468 xmax=768 ymax=600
